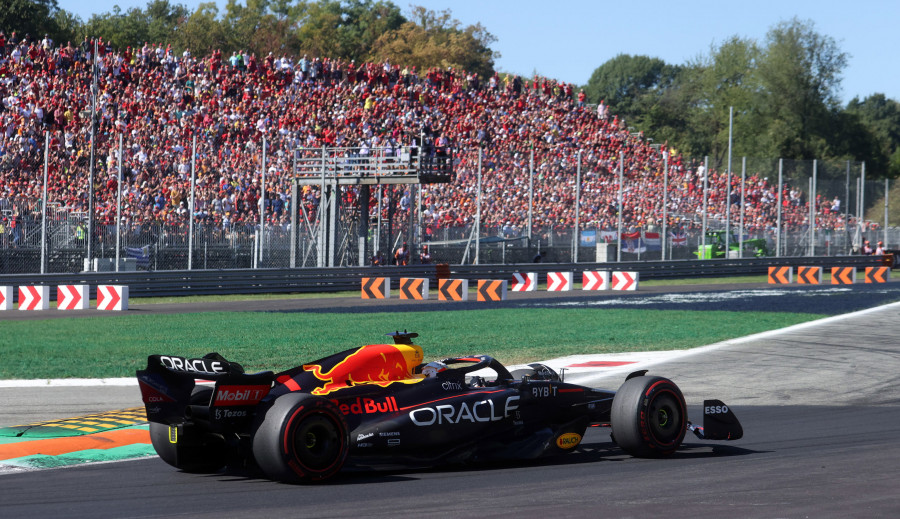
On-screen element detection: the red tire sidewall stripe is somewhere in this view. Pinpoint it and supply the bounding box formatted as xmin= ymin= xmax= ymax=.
xmin=283 ymin=402 xmax=347 ymax=477
xmin=643 ymin=381 xmax=685 ymax=448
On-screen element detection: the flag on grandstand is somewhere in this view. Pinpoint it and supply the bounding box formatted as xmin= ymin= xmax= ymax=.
xmin=622 ymin=230 xmax=644 ymax=253
xmin=599 ymin=230 xmax=617 ymax=243
xmin=580 ymin=230 xmax=597 ymax=247
xmin=126 ymin=246 xmax=150 ymax=270
xmin=669 ymin=230 xmax=688 ymax=247
xmin=643 ymin=232 xmax=661 ymax=251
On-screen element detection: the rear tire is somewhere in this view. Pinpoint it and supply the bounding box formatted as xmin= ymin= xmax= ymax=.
xmin=149 ymin=386 xmax=227 ymax=473
xmin=252 ymin=393 xmax=349 ymax=483
xmin=611 ymin=376 xmax=686 ymax=457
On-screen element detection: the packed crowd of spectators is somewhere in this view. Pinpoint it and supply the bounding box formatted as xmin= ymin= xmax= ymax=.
xmin=0 ymin=30 xmax=868 ymax=248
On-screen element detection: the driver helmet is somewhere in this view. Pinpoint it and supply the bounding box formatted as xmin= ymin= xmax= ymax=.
xmin=421 ymin=361 xmax=447 ymax=378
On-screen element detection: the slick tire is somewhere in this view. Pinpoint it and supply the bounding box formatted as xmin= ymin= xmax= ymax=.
xmin=149 ymin=386 xmax=227 ymax=473
xmin=611 ymin=376 xmax=686 ymax=458
xmin=252 ymin=393 xmax=349 ymax=484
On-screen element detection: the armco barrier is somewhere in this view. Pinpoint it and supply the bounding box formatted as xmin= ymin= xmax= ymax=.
xmin=0 ymin=256 xmax=885 ymax=300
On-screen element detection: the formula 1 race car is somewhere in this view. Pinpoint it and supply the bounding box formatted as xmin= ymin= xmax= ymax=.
xmin=136 ymin=331 xmax=743 ymax=483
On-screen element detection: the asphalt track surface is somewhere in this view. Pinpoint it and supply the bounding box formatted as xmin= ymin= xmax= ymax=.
xmin=2 ymin=282 xmax=900 ymax=518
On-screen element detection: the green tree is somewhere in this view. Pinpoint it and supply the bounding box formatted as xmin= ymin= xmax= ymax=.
xmin=583 ymin=54 xmax=676 ymax=117
xmin=756 ymin=17 xmax=848 ymax=161
xmin=688 ymin=36 xmax=761 ymax=167
xmin=83 ymin=0 xmax=189 ymax=50
xmin=845 ymin=94 xmax=900 ymax=178
xmin=368 ymin=6 xmax=497 ymax=78
xmin=171 ymin=2 xmax=228 ymax=57
xmin=0 ymin=0 xmax=73 ymax=45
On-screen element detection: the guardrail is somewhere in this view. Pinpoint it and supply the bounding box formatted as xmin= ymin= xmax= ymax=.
xmin=0 ymin=256 xmax=887 ymax=301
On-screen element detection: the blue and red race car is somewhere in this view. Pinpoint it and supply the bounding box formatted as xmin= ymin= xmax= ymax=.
xmin=137 ymin=331 xmax=742 ymax=483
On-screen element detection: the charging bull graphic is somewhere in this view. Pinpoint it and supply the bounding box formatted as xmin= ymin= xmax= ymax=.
xmin=301 ymin=343 xmax=424 ymax=395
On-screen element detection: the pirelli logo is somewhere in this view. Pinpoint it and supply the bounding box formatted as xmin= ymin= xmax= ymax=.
xmin=400 ymin=278 xmax=429 ymax=300
xmin=361 ymin=277 xmax=390 ymax=299
xmin=865 ymin=266 xmax=890 ymax=283
xmin=768 ymin=266 xmax=792 ymax=284
xmin=797 ymin=266 xmax=822 ymax=285
xmin=476 ymin=280 xmax=507 ymax=302
xmin=831 ymin=267 xmax=856 ymax=285
xmin=438 ymin=279 xmax=468 ymax=301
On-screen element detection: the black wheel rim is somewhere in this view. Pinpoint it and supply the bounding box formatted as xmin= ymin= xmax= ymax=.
xmin=648 ymin=391 xmax=682 ymax=445
xmin=291 ymin=414 xmax=341 ymax=471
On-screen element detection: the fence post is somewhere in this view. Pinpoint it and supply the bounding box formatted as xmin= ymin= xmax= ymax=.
xmin=701 ymin=156 xmax=708 ymax=255
xmin=662 ymin=150 xmax=668 ymax=260
xmin=476 ymin=148 xmax=482 ymax=265
xmin=188 ymin=134 xmax=196 ymax=270
xmin=41 ymin=132 xmax=49 ymax=274
xmin=617 ymin=151 xmax=623 ymax=262
xmin=116 ymin=134 xmax=123 ymax=271
xmin=740 ymin=157 xmax=745 ymax=257
xmin=776 ymin=159 xmax=783 ymax=257
xmin=574 ymin=150 xmax=581 ymax=263
xmin=725 ymin=106 xmax=733 ymax=257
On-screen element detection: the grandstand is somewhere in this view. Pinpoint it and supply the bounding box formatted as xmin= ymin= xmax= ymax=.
xmin=0 ymin=34 xmax=884 ymax=271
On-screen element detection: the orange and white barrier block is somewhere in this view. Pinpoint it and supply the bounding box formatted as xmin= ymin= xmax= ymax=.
xmin=97 ymin=285 xmax=129 ymax=311
xmin=831 ymin=267 xmax=856 ymax=285
xmin=865 ymin=266 xmax=890 ymax=283
xmin=547 ymin=272 xmax=573 ymax=291
xmin=768 ymin=266 xmax=793 ymax=284
xmin=477 ymin=280 xmax=508 ymax=302
xmin=19 ymin=286 xmax=50 ymax=311
xmin=399 ymin=278 xmax=429 ymax=300
xmin=582 ymin=271 xmax=610 ymax=291
xmin=438 ymin=279 xmax=468 ymax=301
xmin=361 ymin=277 xmax=390 ymax=299
xmin=511 ymin=272 xmax=537 ymax=292
xmin=797 ymin=267 xmax=822 ymax=285
xmin=611 ymin=272 xmax=639 ymax=291
xmin=57 ymin=284 xmax=90 ymax=310
xmin=0 ymin=286 xmax=12 ymax=310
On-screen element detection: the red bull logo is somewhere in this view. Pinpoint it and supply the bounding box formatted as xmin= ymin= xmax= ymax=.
xmin=330 ymin=396 xmax=400 ymax=415
xmin=304 ymin=343 xmax=424 ymax=395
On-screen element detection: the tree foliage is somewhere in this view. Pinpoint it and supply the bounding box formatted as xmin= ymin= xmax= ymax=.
xmin=368 ymin=6 xmax=497 ymax=77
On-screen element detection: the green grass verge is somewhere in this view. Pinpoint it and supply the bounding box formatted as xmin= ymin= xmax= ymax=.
xmin=0 ymin=308 xmax=823 ymax=380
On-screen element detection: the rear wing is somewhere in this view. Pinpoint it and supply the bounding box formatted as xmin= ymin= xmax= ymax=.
xmin=144 ymin=352 xmax=246 ymax=379
xmin=137 ymin=353 xmax=274 ymax=429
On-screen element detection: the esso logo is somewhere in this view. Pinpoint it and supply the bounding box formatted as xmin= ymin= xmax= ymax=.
xmin=555 ymin=432 xmax=582 ymax=449
xmin=705 ymin=405 xmax=729 ymax=414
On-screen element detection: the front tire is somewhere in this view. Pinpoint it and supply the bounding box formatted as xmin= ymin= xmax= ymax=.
xmin=252 ymin=393 xmax=349 ymax=483
xmin=611 ymin=376 xmax=686 ymax=457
